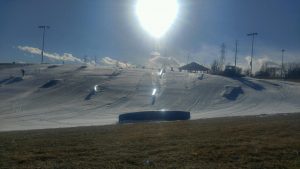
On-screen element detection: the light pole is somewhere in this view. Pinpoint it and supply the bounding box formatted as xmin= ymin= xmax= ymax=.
xmin=247 ymin=32 xmax=258 ymax=76
xmin=281 ymin=49 xmax=285 ymax=79
xmin=234 ymin=40 xmax=238 ymax=68
xmin=38 ymin=25 xmax=50 ymax=64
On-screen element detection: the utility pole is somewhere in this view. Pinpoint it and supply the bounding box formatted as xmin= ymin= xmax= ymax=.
xmin=247 ymin=32 xmax=258 ymax=76
xmin=234 ymin=40 xmax=238 ymax=68
xmin=38 ymin=25 xmax=50 ymax=64
xmin=187 ymin=52 xmax=190 ymax=65
xmin=281 ymin=49 xmax=285 ymax=79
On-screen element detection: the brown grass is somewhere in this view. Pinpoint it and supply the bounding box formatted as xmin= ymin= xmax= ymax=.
xmin=1 ymin=113 xmax=300 ymax=169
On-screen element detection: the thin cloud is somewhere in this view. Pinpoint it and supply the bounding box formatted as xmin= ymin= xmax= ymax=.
xmin=101 ymin=57 xmax=133 ymax=68
xmin=148 ymin=51 xmax=180 ymax=68
xmin=18 ymin=46 xmax=83 ymax=63
xmin=241 ymin=55 xmax=281 ymax=72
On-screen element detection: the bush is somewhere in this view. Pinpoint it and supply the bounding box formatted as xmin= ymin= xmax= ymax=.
xmin=255 ymin=71 xmax=271 ymax=78
xmin=286 ymin=67 xmax=300 ymax=79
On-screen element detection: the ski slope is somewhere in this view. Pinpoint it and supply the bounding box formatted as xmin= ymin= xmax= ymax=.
xmin=0 ymin=64 xmax=300 ymax=131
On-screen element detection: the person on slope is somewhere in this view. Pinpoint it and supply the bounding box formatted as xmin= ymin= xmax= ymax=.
xmin=21 ymin=69 xmax=25 ymax=78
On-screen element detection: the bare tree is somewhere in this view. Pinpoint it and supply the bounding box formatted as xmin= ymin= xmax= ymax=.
xmin=219 ymin=43 xmax=226 ymax=71
xmin=211 ymin=59 xmax=220 ymax=74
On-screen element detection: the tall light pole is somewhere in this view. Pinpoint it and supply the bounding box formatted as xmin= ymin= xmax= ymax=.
xmin=234 ymin=40 xmax=238 ymax=68
xmin=220 ymin=43 xmax=226 ymax=71
xmin=247 ymin=32 xmax=258 ymax=76
xmin=281 ymin=49 xmax=285 ymax=79
xmin=38 ymin=25 xmax=50 ymax=64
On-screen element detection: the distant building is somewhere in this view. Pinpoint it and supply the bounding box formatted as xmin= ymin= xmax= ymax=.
xmin=179 ymin=62 xmax=210 ymax=73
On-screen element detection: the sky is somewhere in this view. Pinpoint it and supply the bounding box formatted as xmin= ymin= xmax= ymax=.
xmin=0 ymin=0 xmax=299 ymax=71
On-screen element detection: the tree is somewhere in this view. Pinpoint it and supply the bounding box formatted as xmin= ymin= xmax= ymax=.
xmin=211 ymin=59 xmax=220 ymax=74
xmin=219 ymin=43 xmax=226 ymax=71
xmin=255 ymin=62 xmax=271 ymax=78
xmin=286 ymin=63 xmax=300 ymax=79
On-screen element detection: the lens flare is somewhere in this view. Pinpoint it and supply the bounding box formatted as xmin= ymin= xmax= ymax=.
xmin=94 ymin=85 xmax=98 ymax=92
xmin=152 ymin=88 xmax=157 ymax=96
xmin=136 ymin=0 xmax=179 ymax=38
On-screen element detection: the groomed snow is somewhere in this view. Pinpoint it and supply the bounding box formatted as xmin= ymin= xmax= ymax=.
xmin=0 ymin=64 xmax=299 ymax=131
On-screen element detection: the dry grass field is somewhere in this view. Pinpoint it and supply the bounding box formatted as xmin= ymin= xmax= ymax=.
xmin=1 ymin=113 xmax=300 ymax=169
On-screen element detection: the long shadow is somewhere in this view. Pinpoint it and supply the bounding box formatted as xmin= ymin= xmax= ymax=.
xmin=85 ymin=90 xmax=95 ymax=100
xmin=231 ymin=77 xmax=265 ymax=91
xmin=0 ymin=77 xmax=14 ymax=85
xmin=5 ymin=77 xmax=23 ymax=84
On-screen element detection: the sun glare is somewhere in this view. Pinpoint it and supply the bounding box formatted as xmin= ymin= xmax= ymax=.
xmin=136 ymin=0 xmax=179 ymax=38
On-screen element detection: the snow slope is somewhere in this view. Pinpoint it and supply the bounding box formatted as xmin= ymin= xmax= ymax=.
xmin=0 ymin=64 xmax=300 ymax=131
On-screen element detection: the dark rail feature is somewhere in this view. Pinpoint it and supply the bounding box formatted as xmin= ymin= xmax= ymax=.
xmin=119 ymin=111 xmax=190 ymax=124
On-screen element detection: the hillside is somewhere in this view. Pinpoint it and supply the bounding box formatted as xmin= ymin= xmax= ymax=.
xmin=0 ymin=64 xmax=300 ymax=131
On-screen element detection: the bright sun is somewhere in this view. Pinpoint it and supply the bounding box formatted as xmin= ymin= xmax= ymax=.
xmin=136 ymin=0 xmax=179 ymax=39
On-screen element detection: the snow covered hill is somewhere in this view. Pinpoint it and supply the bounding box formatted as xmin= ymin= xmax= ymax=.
xmin=1 ymin=64 xmax=300 ymax=131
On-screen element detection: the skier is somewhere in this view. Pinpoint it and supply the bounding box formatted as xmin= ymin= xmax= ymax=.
xmin=21 ymin=69 xmax=25 ymax=78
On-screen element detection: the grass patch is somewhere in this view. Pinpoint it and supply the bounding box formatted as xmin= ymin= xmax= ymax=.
xmin=0 ymin=113 xmax=300 ymax=168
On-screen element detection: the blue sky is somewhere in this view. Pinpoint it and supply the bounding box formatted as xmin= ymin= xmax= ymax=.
xmin=0 ymin=0 xmax=299 ymax=70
